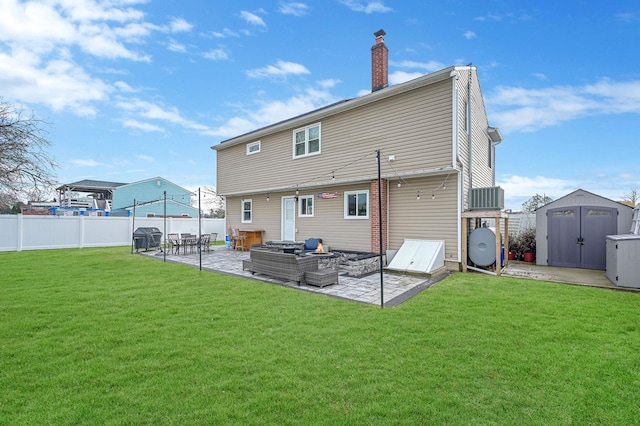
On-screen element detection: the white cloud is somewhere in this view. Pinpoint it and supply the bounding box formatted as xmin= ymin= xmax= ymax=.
xmin=279 ymin=2 xmax=309 ymax=16
xmin=497 ymin=173 xmax=640 ymax=211
xmin=122 ymin=119 xmax=165 ymax=133
xmin=0 ymin=0 xmax=179 ymax=115
xmin=208 ymin=84 xmax=340 ymax=138
xmin=0 ymin=48 xmax=110 ymax=116
xmin=389 ymin=71 xmax=423 ymax=85
xmin=0 ymin=1 xmax=155 ymax=62
xmin=390 ymin=60 xmax=445 ymax=72
xmin=240 ymin=11 xmax=266 ymax=27
xmin=136 ymin=154 xmax=156 ymax=162
xmin=114 ymin=81 xmax=135 ymax=92
xmin=497 ymin=175 xmax=576 ymax=211
xmin=167 ymin=38 xmax=187 ymax=53
xmin=340 ymin=0 xmax=392 ymax=14
xmin=70 ymin=159 xmax=102 ymax=167
xmin=487 ymin=79 xmax=640 ymax=134
xmin=246 ymin=60 xmax=310 ymax=78
xmin=116 ymin=98 xmax=212 ymax=133
xmin=203 ymin=48 xmax=229 ymax=61
xmin=463 ymin=30 xmax=476 ymax=39
xmin=210 ymin=28 xmax=239 ymax=38
xmin=318 ymin=79 xmax=341 ymax=89
xmin=169 ymin=17 xmax=193 ymax=33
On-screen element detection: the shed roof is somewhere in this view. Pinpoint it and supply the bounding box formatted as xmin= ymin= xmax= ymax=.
xmin=56 ymin=179 xmax=128 ymax=193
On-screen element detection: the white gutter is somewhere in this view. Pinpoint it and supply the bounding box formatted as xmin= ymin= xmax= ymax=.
xmin=218 ymin=167 xmax=457 ymax=198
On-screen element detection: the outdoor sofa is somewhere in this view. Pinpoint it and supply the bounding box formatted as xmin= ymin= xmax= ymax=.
xmin=242 ymin=248 xmax=320 ymax=285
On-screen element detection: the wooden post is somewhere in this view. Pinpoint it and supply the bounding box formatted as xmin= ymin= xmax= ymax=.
xmin=462 ymin=217 xmax=468 ymax=272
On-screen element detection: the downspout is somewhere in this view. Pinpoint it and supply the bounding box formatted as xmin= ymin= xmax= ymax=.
xmin=467 ymin=65 xmax=473 ymax=193
xmin=450 ymin=69 xmax=463 ymax=264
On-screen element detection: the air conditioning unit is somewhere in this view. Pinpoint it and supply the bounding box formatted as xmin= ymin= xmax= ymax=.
xmin=469 ymin=186 xmax=504 ymax=210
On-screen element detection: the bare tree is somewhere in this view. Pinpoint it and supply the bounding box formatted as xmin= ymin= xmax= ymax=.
xmin=622 ymin=188 xmax=638 ymax=207
xmin=196 ymin=185 xmax=225 ymax=218
xmin=521 ymin=193 xmax=553 ymax=213
xmin=0 ymin=98 xmax=58 ymax=202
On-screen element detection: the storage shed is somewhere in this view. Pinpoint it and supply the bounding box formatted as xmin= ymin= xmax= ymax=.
xmin=606 ymin=234 xmax=640 ymax=288
xmin=536 ymin=189 xmax=633 ymax=270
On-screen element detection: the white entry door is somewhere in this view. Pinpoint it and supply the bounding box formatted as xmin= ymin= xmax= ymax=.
xmin=282 ymin=197 xmax=296 ymax=240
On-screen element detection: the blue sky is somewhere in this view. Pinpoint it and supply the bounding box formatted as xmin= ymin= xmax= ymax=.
xmin=1 ymin=0 xmax=639 ymax=210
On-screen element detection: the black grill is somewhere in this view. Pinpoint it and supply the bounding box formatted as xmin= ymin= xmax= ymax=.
xmin=133 ymin=227 xmax=163 ymax=251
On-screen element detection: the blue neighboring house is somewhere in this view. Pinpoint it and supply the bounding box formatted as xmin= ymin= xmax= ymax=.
xmin=112 ymin=177 xmax=199 ymax=218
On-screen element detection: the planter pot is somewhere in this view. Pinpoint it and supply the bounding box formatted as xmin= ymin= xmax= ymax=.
xmin=508 ymin=251 xmax=516 ymax=260
xmin=523 ymin=252 xmax=535 ymax=263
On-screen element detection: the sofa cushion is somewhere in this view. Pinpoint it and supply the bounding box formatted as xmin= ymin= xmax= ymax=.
xmin=304 ymin=238 xmax=322 ymax=251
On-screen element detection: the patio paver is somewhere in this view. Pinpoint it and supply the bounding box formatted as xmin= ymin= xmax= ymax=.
xmin=141 ymin=246 xmax=448 ymax=306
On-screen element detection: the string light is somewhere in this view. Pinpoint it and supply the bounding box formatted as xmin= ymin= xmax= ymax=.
xmin=332 ymin=171 xmax=335 ymax=182
xmin=432 ymin=191 xmax=435 ymax=200
xmin=397 ymin=181 xmax=401 ymax=188
xmin=417 ymin=190 xmax=421 ymax=201
xmin=266 ymin=194 xmax=270 ymax=202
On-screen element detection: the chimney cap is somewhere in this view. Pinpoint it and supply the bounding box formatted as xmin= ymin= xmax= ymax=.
xmin=374 ymin=29 xmax=386 ymax=38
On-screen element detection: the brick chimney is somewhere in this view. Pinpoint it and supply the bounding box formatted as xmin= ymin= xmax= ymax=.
xmin=371 ymin=29 xmax=388 ymax=92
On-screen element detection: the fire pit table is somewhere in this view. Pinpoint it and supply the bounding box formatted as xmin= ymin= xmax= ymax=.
xmin=304 ymin=252 xmax=340 ymax=270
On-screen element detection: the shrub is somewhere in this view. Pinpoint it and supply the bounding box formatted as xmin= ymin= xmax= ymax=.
xmin=517 ymin=227 xmax=536 ymax=254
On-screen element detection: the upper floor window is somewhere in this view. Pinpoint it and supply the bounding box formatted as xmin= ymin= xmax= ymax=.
xmin=293 ymin=123 xmax=321 ymax=158
xmin=488 ymin=138 xmax=493 ymax=168
xmin=241 ymin=199 xmax=252 ymax=223
xmin=246 ymin=141 xmax=261 ymax=155
xmin=299 ymin=195 xmax=314 ymax=217
xmin=344 ymin=190 xmax=369 ymax=219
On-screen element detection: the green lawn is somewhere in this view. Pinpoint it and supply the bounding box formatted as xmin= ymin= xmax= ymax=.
xmin=1 ymin=247 xmax=638 ymax=425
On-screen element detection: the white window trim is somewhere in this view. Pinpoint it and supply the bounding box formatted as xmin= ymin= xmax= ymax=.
xmin=246 ymin=141 xmax=261 ymax=155
xmin=241 ymin=199 xmax=253 ymax=223
xmin=293 ymin=123 xmax=321 ymax=159
xmin=298 ymin=195 xmax=314 ymax=217
xmin=344 ymin=190 xmax=369 ymax=219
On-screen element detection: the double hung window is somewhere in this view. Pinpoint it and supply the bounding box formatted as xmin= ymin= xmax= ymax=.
xmin=293 ymin=123 xmax=320 ymax=158
xmin=242 ymin=199 xmax=252 ymax=223
xmin=299 ymin=195 xmax=314 ymax=217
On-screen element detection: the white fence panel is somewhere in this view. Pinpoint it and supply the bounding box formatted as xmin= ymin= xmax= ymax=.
xmin=0 ymin=215 xmax=19 ymax=251
xmin=0 ymin=215 xmax=226 ymax=252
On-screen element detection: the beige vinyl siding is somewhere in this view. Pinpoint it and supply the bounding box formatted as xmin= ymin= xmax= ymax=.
xmin=216 ymin=79 xmax=453 ymax=196
xmin=469 ymin=72 xmax=494 ymax=189
xmin=453 ymin=67 xmax=494 ymax=208
xmin=389 ymin=174 xmax=459 ymax=262
xmin=294 ymin=183 xmax=372 ymax=251
xmin=225 ymin=195 xmax=282 ymax=243
xmin=227 ymin=183 xmax=373 ymax=252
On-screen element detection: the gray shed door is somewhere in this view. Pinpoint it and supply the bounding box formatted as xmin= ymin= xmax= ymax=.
xmin=547 ymin=206 xmax=617 ymax=270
